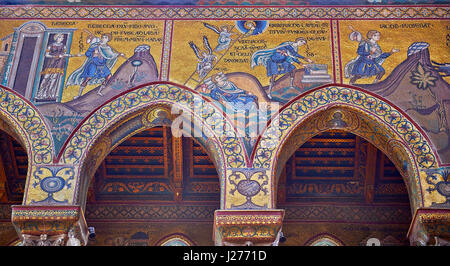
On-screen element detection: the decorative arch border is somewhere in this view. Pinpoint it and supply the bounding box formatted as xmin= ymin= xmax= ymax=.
xmin=60 ymin=82 xmax=248 ymax=168
xmin=268 ymin=106 xmax=423 ymax=211
xmin=251 ymin=85 xmax=439 ymax=209
xmin=74 ymin=104 xmax=227 ymax=208
xmin=0 ymin=85 xmax=53 ymax=165
xmin=154 ymin=233 xmax=196 ymax=246
xmin=304 ymin=233 xmax=345 ymax=246
xmin=55 ymin=82 xmax=248 ymax=207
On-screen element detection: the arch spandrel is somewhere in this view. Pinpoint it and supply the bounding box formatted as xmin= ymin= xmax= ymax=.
xmin=55 ymin=83 xmax=248 ymax=208
xmin=251 ymin=85 xmax=442 ymax=210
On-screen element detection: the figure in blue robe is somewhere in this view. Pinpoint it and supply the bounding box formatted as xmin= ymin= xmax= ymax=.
xmin=345 ymin=30 xmax=399 ymax=84
xmin=66 ymin=34 xmax=123 ymax=99
xmin=208 ymin=73 xmax=257 ymax=111
xmin=251 ymin=38 xmax=313 ymax=99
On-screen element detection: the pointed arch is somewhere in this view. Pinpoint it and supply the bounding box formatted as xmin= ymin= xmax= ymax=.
xmin=59 ymin=82 xmax=248 ymax=208
xmin=304 ymin=233 xmax=345 ymax=246
xmin=155 ymin=233 xmax=196 ymax=246
xmin=251 ymin=85 xmax=440 ymax=211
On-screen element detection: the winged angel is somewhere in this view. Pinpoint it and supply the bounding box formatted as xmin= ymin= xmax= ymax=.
xmin=202 ymin=22 xmax=235 ymax=52
xmin=189 ymin=36 xmax=217 ymax=79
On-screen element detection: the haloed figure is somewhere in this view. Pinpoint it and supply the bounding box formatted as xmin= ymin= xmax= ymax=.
xmin=203 ymin=23 xmax=235 ymax=52
xmin=66 ymin=33 xmax=124 ymax=99
xmin=347 ymin=30 xmax=399 ymax=84
xmin=242 ymin=21 xmax=258 ymax=37
xmin=36 ymin=33 xmax=79 ymax=102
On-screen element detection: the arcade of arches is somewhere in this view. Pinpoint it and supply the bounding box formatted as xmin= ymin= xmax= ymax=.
xmin=0 ymin=2 xmax=449 ymax=246
xmin=0 ymin=126 xmax=424 ymax=246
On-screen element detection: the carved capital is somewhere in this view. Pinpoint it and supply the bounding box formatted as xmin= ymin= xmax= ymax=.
xmin=213 ymin=209 xmax=284 ymax=246
xmin=407 ymin=208 xmax=450 ymax=246
xmin=21 ymin=233 xmax=66 ymax=246
xmin=11 ymin=205 xmax=88 ymax=246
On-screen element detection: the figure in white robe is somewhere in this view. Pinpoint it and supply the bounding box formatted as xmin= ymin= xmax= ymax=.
xmin=203 ymin=23 xmax=235 ymax=52
xmin=189 ymin=36 xmax=217 ymax=80
xmin=36 ymin=33 xmax=80 ymax=102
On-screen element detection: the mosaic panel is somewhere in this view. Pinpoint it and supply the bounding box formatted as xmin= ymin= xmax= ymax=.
xmin=0 ymin=4 xmax=446 ymax=227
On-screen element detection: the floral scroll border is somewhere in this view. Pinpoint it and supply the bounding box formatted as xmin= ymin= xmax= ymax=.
xmin=0 ymin=85 xmax=53 ymax=165
xmin=61 ymin=83 xmax=248 ymax=170
xmin=253 ymin=86 xmax=437 ymax=169
xmin=252 ymin=86 xmax=439 ymax=208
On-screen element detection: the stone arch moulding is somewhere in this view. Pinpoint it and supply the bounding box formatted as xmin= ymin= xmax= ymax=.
xmin=251 ymin=84 xmax=443 ymax=211
xmin=0 ymin=85 xmax=54 ymax=205
xmin=42 ymin=82 xmax=249 ymax=209
xmin=266 ymin=105 xmax=423 ymax=212
xmin=7 ymin=238 xmax=23 ymax=246
xmin=0 ymin=85 xmax=54 ymax=165
xmin=155 ymin=233 xmax=196 ymax=246
xmin=304 ymin=233 xmax=345 ymax=246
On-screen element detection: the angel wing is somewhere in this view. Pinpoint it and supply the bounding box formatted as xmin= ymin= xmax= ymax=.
xmin=203 ymin=23 xmax=220 ymax=34
xmin=202 ymin=36 xmax=213 ymax=55
xmin=189 ymin=41 xmax=202 ymax=59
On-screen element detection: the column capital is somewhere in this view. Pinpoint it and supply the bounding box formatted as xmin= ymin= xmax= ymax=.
xmin=11 ymin=205 xmax=88 ymax=246
xmin=213 ymin=209 xmax=284 ymax=246
xmin=407 ymin=208 xmax=450 ymax=246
